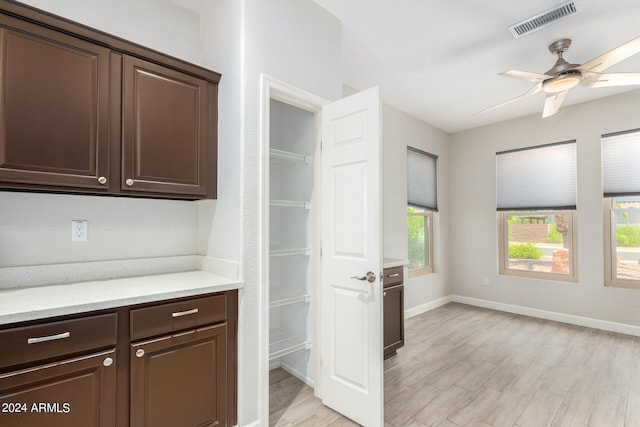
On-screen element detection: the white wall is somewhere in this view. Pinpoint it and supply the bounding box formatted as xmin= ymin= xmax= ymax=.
xmin=16 ymin=0 xmax=201 ymax=63
xmin=382 ymin=104 xmax=452 ymax=312
xmin=240 ymin=1 xmax=341 ymax=424
xmin=197 ymin=0 xmax=242 ymax=269
xmin=1 ymin=0 xmax=202 ymax=273
xmin=0 ymin=192 xmax=197 ymax=268
xmin=450 ymin=89 xmax=640 ymax=327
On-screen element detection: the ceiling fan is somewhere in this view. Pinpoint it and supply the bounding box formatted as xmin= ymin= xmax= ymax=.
xmin=482 ymin=36 xmax=640 ymax=118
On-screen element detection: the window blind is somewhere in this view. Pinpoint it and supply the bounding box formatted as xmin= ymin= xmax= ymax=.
xmin=496 ymin=141 xmax=576 ymax=210
xmin=407 ymin=147 xmax=437 ymax=211
xmin=602 ymin=129 xmax=640 ymax=197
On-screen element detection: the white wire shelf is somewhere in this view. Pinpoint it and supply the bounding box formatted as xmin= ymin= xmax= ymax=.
xmin=270 ymin=199 xmax=310 ymax=209
xmin=270 ymin=148 xmax=310 ymax=165
xmin=269 ymin=330 xmax=312 ymax=360
xmin=270 ymin=292 xmax=312 ymax=309
xmin=269 ymin=248 xmax=311 ymax=257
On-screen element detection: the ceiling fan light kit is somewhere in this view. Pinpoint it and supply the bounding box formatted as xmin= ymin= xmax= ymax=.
xmin=481 ymin=36 xmax=640 ymax=118
xmin=543 ymin=72 xmax=582 ymax=93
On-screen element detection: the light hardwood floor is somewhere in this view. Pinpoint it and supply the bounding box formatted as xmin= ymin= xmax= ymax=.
xmin=269 ymin=302 xmax=640 ymax=426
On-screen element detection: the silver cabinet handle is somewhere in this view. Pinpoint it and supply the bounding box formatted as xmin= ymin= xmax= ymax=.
xmin=388 ymin=273 xmax=400 ymax=278
xmin=383 ymin=291 xmax=387 ymax=296
xmin=27 ymin=331 xmax=70 ymax=344
xmin=136 ymin=349 xmax=145 ymax=358
xmin=98 ymin=176 xmax=107 ymax=185
xmin=172 ymin=308 xmax=199 ymax=318
xmin=103 ymin=357 xmax=113 ymax=367
xmin=350 ymin=271 xmax=377 ymax=283
xmin=125 ymin=178 xmax=134 ymax=186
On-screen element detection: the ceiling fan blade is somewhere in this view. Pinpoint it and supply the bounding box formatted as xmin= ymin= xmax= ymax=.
xmin=542 ymin=90 xmax=568 ymax=118
xmin=578 ymin=36 xmax=640 ymax=73
xmin=500 ymin=70 xmax=553 ymax=83
xmin=581 ymin=71 xmax=640 ymax=88
xmin=477 ymin=83 xmax=542 ymax=114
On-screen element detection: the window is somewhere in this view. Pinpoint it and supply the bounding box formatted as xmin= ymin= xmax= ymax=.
xmin=408 ymin=207 xmax=433 ymax=276
xmin=407 ymin=147 xmax=436 ymax=277
xmin=496 ymin=141 xmax=578 ymax=282
xmin=603 ymin=129 xmax=640 ymax=289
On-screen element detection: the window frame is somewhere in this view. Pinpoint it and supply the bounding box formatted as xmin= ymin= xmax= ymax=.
xmin=408 ymin=207 xmax=434 ymax=278
xmin=603 ymin=197 xmax=640 ymax=290
xmin=498 ymin=210 xmax=578 ymax=282
xmin=602 ymin=129 xmax=640 ymax=290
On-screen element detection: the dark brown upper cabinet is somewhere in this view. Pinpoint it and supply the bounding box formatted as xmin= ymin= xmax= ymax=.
xmin=122 ymin=56 xmax=212 ymax=198
xmin=0 ymin=0 xmax=220 ymax=199
xmin=0 ymin=16 xmax=110 ymax=191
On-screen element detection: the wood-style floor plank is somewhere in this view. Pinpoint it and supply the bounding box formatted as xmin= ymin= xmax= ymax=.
xmin=269 ymin=303 xmax=640 ymax=427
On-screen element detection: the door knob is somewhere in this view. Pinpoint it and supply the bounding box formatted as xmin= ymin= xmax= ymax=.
xmin=350 ymin=271 xmax=377 ymax=283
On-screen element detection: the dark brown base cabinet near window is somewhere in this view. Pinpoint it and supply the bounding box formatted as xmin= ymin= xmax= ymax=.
xmin=383 ymin=267 xmax=404 ymax=359
xmin=0 ymin=0 xmax=219 ymax=199
xmin=0 ymin=290 xmax=238 ymax=427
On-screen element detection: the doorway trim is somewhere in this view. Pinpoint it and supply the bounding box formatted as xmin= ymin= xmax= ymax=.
xmin=258 ymin=74 xmax=329 ymax=426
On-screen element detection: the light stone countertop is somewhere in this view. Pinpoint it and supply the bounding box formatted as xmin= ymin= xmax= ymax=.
xmin=0 ymin=271 xmax=243 ymax=325
xmin=383 ymin=258 xmax=409 ymax=269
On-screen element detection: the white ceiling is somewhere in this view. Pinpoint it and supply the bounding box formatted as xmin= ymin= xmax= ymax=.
xmin=312 ymin=0 xmax=640 ymax=133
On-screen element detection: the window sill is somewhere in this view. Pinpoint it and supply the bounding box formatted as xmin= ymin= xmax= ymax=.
xmin=499 ymin=268 xmax=577 ymax=283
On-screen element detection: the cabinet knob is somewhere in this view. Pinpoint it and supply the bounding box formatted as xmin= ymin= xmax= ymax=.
xmin=98 ymin=176 xmax=107 ymax=185
xmin=136 ymin=349 xmax=145 ymax=358
xmin=125 ymin=178 xmax=134 ymax=186
xmin=383 ymin=291 xmax=387 ymax=297
xmin=103 ymin=357 xmax=113 ymax=367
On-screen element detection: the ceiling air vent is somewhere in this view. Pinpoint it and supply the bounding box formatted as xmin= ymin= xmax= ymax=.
xmin=508 ymin=1 xmax=582 ymax=39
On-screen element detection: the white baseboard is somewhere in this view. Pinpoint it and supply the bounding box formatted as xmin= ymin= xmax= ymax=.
xmin=404 ymin=295 xmax=453 ymax=319
xmin=280 ymin=361 xmax=315 ymax=388
xmin=452 ymin=295 xmax=640 ymax=337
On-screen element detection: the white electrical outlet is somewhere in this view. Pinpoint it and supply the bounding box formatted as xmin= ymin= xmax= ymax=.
xmin=482 ymin=277 xmax=490 ymax=286
xmin=71 ymin=220 xmax=88 ymax=241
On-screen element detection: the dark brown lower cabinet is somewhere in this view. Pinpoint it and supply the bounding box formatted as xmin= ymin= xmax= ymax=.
xmin=0 ymin=289 xmax=237 ymax=427
xmin=130 ymin=324 xmax=227 ymax=427
xmin=383 ymin=269 xmax=405 ymax=359
xmin=0 ymin=349 xmax=116 ymax=427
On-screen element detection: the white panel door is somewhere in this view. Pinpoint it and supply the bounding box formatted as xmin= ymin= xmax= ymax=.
xmin=321 ymin=87 xmax=382 ymax=427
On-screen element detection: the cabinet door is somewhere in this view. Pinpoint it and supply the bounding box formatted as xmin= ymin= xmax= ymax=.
xmin=383 ymin=284 xmax=404 ymax=359
xmin=0 ymin=16 xmax=110 ymax=190
xmin=122 ymin=55 xmax=210 ymax=197
xmin=0 ymin=349 xmax=116 ymax=427
xmin=130 ymin=323 xmax=227 ymax=427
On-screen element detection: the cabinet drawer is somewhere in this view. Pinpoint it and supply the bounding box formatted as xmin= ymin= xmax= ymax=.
xmin=130 ymin=294 xmax=228 ymax=341
xmin=0 ymin=313 xmax=117 ymax=369
xmin=383 ymin=266 xmax=403 ymax=288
